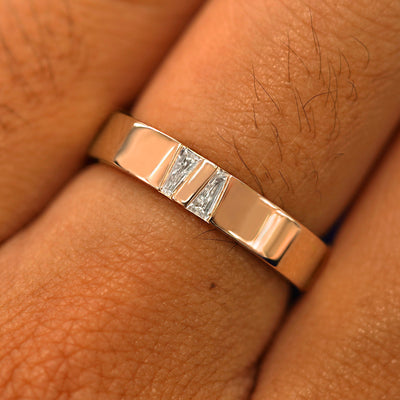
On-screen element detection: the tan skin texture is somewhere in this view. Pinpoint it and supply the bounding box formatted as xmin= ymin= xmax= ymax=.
xmin=0 ymin=0 xmax=399 ymax=399
xmin=0 ymin=0 xmax=205 ymax=241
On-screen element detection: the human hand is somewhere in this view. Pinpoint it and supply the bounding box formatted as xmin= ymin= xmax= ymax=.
xmin=0 ymin=0 xmax=399 ymax=399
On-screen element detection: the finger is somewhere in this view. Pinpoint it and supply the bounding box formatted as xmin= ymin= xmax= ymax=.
xmin=0 ymin=165 xmax=290 ymax=399
xmin=252 ymin=132 xmax=400 ymax=399
xmin=0 ymin=0 xmax=399 ymax=398
xmin=135 ymin=0 xmax=400 ymax=234
xmin=0 ymin=0 xmax=204 ymax=242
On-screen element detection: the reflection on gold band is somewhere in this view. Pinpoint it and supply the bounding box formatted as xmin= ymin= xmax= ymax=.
xmin=90 ymin=113 xmax=327 ymax=290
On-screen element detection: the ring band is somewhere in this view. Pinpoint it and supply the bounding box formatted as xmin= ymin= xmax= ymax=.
xmin=89 ymin=112 xmax=327 ymax=290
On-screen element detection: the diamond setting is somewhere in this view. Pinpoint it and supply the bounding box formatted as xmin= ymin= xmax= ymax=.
xmin=160 ymin=147 xmax=201 ymax=197
xmin=187 ymin=169 xmax=229 ymax=221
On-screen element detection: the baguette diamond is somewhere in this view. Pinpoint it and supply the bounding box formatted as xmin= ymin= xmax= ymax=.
xmin=90 ymin=113 xmax=328 ymax=291
xmin=161 ymin=147 xmax=201 ymax=197
xmin=187 ymin=169 xmax=229 ymax=221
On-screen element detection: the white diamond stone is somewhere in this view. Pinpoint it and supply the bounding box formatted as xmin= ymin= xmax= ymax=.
xmin=187 ymin=169 xmax=229 ymax=221
xmin=161 ymin=147 xmax=201 ymax=197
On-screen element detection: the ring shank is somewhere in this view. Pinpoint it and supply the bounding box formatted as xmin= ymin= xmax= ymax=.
xmin=90 ymin=113 xmax=327 ymax=290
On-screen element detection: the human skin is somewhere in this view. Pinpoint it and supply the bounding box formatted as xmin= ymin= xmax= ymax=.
xmin=0 ymin=0 xmax=399 ymax=399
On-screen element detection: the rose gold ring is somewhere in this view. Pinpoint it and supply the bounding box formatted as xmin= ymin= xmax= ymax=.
xmin=89 ymin=112 xmax=327 ymax=290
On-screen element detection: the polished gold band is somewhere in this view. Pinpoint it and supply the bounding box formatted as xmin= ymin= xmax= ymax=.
xmin=89 ymin=112 xmax=327 ymax=290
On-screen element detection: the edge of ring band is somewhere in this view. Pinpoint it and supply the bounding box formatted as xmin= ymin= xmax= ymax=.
xmin=89 ymin=112 xmax=328 ymax=291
